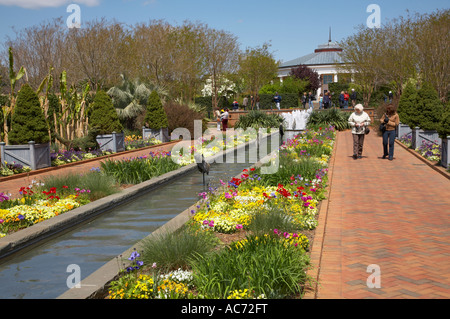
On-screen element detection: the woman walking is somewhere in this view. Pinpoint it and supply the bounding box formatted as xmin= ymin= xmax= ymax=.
xmin=380 ymin=104 xmax=400 ymax=161
xmin=348 ymin=104 xmax=371 ymax=159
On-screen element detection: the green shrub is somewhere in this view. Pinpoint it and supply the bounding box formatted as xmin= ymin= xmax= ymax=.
xmin=258 ymin=93 xmax=299 ymax=109
xmin=415 ymin=82 xmax=444 ymax=131
xmin=398 ymin=82 xmax=444 ymax=131
xmin=89 ymin=90 xmax=123 ymax=135
xmin=194 ymin=96 xmax=231 ymax=113
xmin=398 ymin=82 xmax=418 ymax=129
xmin=144 ymin=91 xmax=169 ymax=130
xmin=437 ymin=107 xmax=450 ymax=138
xmin=259 ymin=77 xmax=309 ymax=96
xmin=8 ymin=83 xmax=50 ymax=145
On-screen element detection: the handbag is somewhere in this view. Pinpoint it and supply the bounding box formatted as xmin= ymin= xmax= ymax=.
xmin=379 ymin=123 xmax=386 ymax=133
xmin=365 ymin=126 xmax=370 ymax=135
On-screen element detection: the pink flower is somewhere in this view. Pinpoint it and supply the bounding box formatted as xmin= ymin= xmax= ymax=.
xmin=225 ymin=193 xmax=232 ymax=199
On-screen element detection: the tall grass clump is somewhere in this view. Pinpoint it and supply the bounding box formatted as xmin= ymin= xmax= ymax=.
xmin=100 ymin=153 xmax=181 ymax=185
xmin=248 ymin=207 xmax=299 ymax=236
xmin=257 ymin=155 xmax=323 ymax=186
xmin=140 ymin=225 xmax=218 ymax=273
xmin=36 ymin=171 xmax=120 ymax=201
xmin=189 ymin=234 xmax=310 ymax=299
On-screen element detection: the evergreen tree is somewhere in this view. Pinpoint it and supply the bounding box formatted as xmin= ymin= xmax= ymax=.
xmin=437 ymin=106 xmax=450 ymax=138
xmin=144 ymin=90 xmax=168 ymax=130
xmin=398 ymin=81 xmax=419 ymax=129
xmin=415 ymin=82 xmax=444 ymax=131
xmin=8 ymin=84 xmax=49 ymax=145
xmin=89 ymin=90 xmax=123 ymax=135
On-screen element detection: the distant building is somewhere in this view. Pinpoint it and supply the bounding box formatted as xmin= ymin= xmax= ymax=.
xmin=278 ymin=40 xmax=350 ymax=98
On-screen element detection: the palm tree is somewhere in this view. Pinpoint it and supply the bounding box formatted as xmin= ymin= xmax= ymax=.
xmin=107 ymin=74 xmax=168 ymax=130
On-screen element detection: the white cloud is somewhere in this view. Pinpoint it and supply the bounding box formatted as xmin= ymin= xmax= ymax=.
xmin=0 ymin=0 xmax=101 ymax=9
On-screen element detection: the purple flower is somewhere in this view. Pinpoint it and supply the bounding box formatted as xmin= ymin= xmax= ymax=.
xmin=128 ymin=251 xmax=140 ymax=261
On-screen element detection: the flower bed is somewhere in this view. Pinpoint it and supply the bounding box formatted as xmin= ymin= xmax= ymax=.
xmin=399 ymin=133 xmax=441 ymax=162
xmin=0 ymin=182 xmax=91 ymax=238
xmin=0 ymin=133 xmax=259 ymax=238
xmin=106 ymin=126 xmax=336 ymax=299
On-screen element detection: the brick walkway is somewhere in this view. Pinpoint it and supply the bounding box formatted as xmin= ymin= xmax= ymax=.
xmin=310 ymin=130 xmax=450 ymax=299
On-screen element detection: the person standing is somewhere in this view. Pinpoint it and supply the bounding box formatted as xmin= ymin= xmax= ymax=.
xmin=214 ymin=107 xmax=221 ymax=131
xmin=255 ymin=94 xmax=260 ymax=110
xmin=273 ymin=92 xmax=282 ymax=110
xmin=339 ymin=91 xmax=345 ymax=108
xmin=348 ymin=104 xmax=371 ymax=159
xmin=242 ymin=96 xmax=248 ymax=111
xmin=232 ymin=100 xmax=239 ymax=110
xmin=308 ymin=92 xmax=314 ymax=109
xmin=344 ymin=91 xmax=350 ymax=109
xmin=301 ymin=92 xmax=307 ymax=109
xmin=350 ymin=89 xmax=357 ymax=107
xmin=323 ymin=92 xmax=331 ymax=109
xmin=319 ymin=93 xmax=324 ymax=109
xmin=250 ymin=95 xmax=255 ymax=110
xmin=221 ymin=108 xmax=229 ymax=132
xmin=380 ymin=104 xmax=400 ymax=161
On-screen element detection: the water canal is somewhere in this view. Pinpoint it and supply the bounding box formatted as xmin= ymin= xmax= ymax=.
xmin=0 ymin=134 xmax=289 ymax=299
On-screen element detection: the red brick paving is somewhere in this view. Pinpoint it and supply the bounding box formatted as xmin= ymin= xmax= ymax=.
xmin=308 ymin=130 xmax=450 ymax=299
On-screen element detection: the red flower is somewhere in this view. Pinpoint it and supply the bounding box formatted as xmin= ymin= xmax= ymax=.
xmin=250 ymin=168 xmax=255 ymax=171
xmin=63 ymin=185 xmax=69 ymax=189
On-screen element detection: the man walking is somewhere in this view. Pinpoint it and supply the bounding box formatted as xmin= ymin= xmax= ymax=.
xmin=273 ymin=92 xmax=282 ymax=110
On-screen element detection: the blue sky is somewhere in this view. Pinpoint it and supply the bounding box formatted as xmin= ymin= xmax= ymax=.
xmin=0 ymin=0 xmax=448 ymax=63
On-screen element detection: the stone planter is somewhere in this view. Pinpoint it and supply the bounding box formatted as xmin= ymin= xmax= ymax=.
xmin=142 ymin=127 xmax=170 ymax=143
xmin=441 ymin=136 xmax=450 ymax=169
xmin=397 ymin=123 xmax=412 ymax=140
xmin=0 ymin=141 xmax=51 ymax=170
xmin=411 ymin=128 xmax=441 ymax=150
xmin=96 ymin=132 xmax=125 ymax=153
xmin=411 ymin=127 xmax=420 ymax=149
